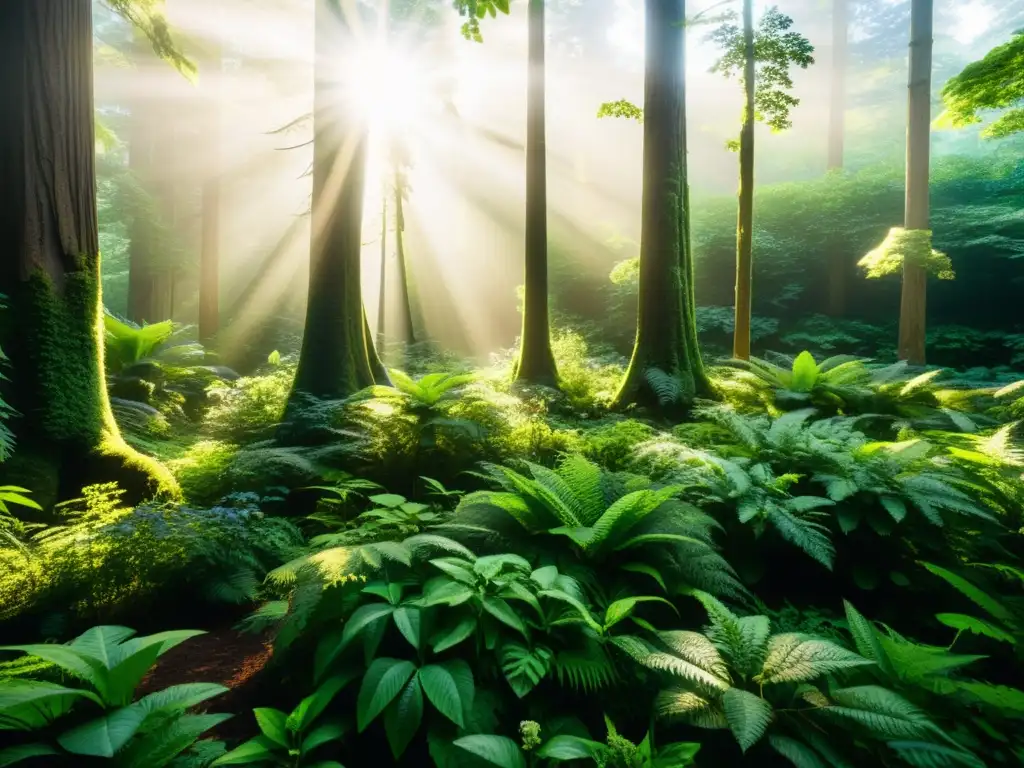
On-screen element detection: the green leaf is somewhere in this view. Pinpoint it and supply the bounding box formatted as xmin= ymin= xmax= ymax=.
xmin=432 ymin=615 xmax=477 ymax=653
xmin=530 ymin=565 xmax=559 ymax=590
xmin=0 ymin=646 xmax=106 ymax=698
xmin=56 ymin=705 xmax=149 ymax=757
xmin=288 ymin=672 xmax=358 ymax=733
xmin=842 ymin=601 xmax=895 ymax=677
xmin=621 ymin=563 xmax=668 ymax=592
xmin=393 ymin=607 xmax=421 ymax=650
xmin=767 ymin=735 xmax=828 ymax=768
xmin=70 ymin=626 xmax=137 ymax=668
xmin=604 ymin=596 xmax=678 ymax=632
xmin=723 ymin=688 xmax=773 ymax=753
xmin=0 ymin=744 xmax=60 ymax=768
xmin=210 ymin=736 xmax=276 ymax=766
xmin=825 ymin=686 xmax=933 ymax=739
xmin=453 ymin=735 xmax=526 ymax=768
xmin=419 ymin=664 xmax=464 ymax=727
xmin=342 ymin=603 xmax=395 ymax=649
xmin=254 ymin=708 xmax=289 ymax=747
xmin=369 ymin=493 xmax=406 ymax=508
xmin=357 ymin=659 xmax=416 ymax=732
xmin=384 ymin=676 xmax=423 ymax=759
xmin=301 ymin=721 xmax=347 ymax=754
xmin=756 ymin=634 xmax=871 ymax=685
xmin=536 ymin=735 xmax=607 ymax=761
xmin=789 ymin=351 xmax=820 ymax=392
xmin=920 ymin=563 xmax=1013 ymax=623
xmin=936 ymin=613 xmax=1015 ymax=644
xmin=121 ymin=712 xmax=231 ymax=768
xmin=481 ymin=596 xmax=527 ymax=636
xmin=135 ymin=683 xmax=228 ymax=716
xmin=0 ymin=680 xmax=102 ymax=726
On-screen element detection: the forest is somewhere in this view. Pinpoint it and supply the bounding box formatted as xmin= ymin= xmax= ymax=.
xmin=1 ymin=0 xmax=1023 ymax=765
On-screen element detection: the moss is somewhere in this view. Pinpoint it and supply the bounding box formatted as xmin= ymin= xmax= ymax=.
xmin=168 ymin=439 xmax=239 ymax=504
xmin=0 ymin=270 xmax=178 ymax=507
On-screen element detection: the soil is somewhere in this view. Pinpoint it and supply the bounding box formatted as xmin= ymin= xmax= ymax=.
xmin=138 ymin=625 xmax=274 ymax=743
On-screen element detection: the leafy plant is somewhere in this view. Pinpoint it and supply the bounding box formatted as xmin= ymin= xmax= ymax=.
xmin=634 ymin=592 xmax=960 ymax=764
xmin=211 ymin=674 xmax=352 ymax=767
xmin=0 ymin=625 xmax=229 ymax=766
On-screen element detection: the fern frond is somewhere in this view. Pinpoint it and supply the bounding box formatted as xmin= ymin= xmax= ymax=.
xmin=756 ymin=634 xmax=871 ymax=685
xmin=722 ymin=687 xmax=773 ymax=752
xmin=823 ymin=686 xmax=935 ymax=739
xmin=654 ymin=687 xmax=729 ymax=728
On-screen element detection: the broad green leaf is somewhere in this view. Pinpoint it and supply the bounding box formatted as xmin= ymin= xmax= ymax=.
xmin=301 ymin=721 xmax=347 ymax=754
xmin=604 ymin=596 xmax=677 ymax=631
xmin=70 ymin=626 xmax=137 ymax=668
xmin=842 ymin=601 xmax=895 ymax=677
xmin=135 ymin=683 xmax=228 ymax=717
xmin=357 ymin=659 xmax=417 ymax=732
xmin=288 ymin=672 xmax=358 ymax=733
xmin=453 ymin=735 xmax=526 ymax=768
xmin=0 ymin=744 xmax=60 ymax=767
xmin=393 ymin=607 xmax=421 ymax=650
xmin=0 ymin=646 xmax=106 ymax=697
xmin=57 ymin=705 xmax=149 ymax=757
xmin=935 ymin=613 xmax=1015 ymax=644
xmin=481 ymin=597 xmax=527 ymax=636
xmin=369 ymin=493 xmax=407 ymax=508
xmin=530 ymin=565 xmax=559 ymax=590
xmin=254 ymin=707 xmax=289 ymax=747
xmin=920 ymin=562 xmax=1013 ymax=623
xmin=535 ymin=735 xmax=607 ymax=761
xmin=0 ymin=680 xmax=102 ymax=724
xmin=790 ymin=351 xmax=819 ymax=392
xmin=432 ymin=615 xmax=477 ymax=653
xmin=620 ymin=563 xmax=668 ymax=592
xmin=342 ymin=603 xmax=395 ymax=649
xmin=419 ymin=664 xmax=464 ymax=727
xmin=210 ymin=736 xmax=276 ymax=766
xmin=723 ymin=688 xmax=772 ymax=752
xmin=120 ymin=712 xmax=231 ymax=768
xmin=383 ymin=676 xmax=423 ymax=759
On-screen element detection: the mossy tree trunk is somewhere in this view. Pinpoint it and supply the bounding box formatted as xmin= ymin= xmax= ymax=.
xmin=0 ymin=0 xmax=177 ymax=508
xmin=733 ymin=0 xmax=755 ymax=361
xmin=514 ymin=0 xmax=559 ymax=387
xmin=898 ymin=0 xmax=932 ymax=365
xmin=612 ymin=0 xmax=711 ymax=412
xmin=289 ymin=0 xmax=389 ymax=403
xmin=826 ymin=0 xmax=849 ymax=316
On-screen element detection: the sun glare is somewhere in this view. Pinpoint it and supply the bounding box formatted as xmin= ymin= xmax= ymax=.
xmin=344 ymin=41 xmax=428 ymax=138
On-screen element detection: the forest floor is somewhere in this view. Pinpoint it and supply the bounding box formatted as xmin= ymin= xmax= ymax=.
xmin=139 ymin=624 xmax=273 ymax=741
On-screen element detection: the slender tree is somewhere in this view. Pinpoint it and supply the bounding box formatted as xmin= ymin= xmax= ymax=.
xmin=733 ymin=0 xmax=755 ymax=361
xmin=826 ymin=0 xmax=849 ymax=316
xmin=377 ymin=191 xmax=388 ymax=342
xmin=897 ymin=0 xmax=933 ymax=364
xmin=0 ymin=0 xmax=176 ymax=505
xmin=612 ymin=0 xmax=712 ymax=412
xmin=393 ymin=165 xmax=416 ymax=343
xmin=289 ymin=0 xmax=389 ymax=403
xmin=514 ymin=0 xmax=559 ymax=386
xmin=709 ymin=6 xmax=814 ymax=361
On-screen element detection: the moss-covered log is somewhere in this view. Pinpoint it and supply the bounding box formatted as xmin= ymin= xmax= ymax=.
xmin=0 ymin=0 xmax=178 ymax=509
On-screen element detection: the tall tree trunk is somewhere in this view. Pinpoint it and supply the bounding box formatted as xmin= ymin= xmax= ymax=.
xmin=0 ymin=0 xmax=176 ymax=507
xmin=127 ymin=42 xmax=156 ymax=325
xmin=289 ymin=0 xmax=388 ymax=404
xmin=898 ymin=0 xmax=932 ymax=365
xmin=377 ymin=193 xmax=388 ymax=342
xmin=514 ymin=0 xmax=559 ymax=386
xmin=733 ymin=0 xmax=755 ymax=361
xmin=613 ymin=0 xmax=711 ymax=412
xmin=199 ymin=45 xmax=222 ymax=347
xmin=394 ymin=169 xmax=416 ymax=343
xmin=826 ymin=0 xmax=849 ymax=316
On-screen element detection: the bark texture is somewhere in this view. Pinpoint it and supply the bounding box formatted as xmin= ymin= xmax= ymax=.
xmin=0 ymin=0 xmax=177 ymax=508
xmin=514 ymin=0 xmax=559 ymax=386
xmin=898 ymin=0 xmax=933 ymax=365
xmin=393 ymin=172 xmax=416 ymax=344
xmin=612 ymin=0 xmax=711 ymax=412
xmin=289 ymin=0 xmax=388 ymax=403
xmin=733 ymin=0 xmax=755 ymax=361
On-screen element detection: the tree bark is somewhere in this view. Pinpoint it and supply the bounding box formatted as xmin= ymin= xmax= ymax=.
xmin=826 ymin=0 xmax=849 ymax=316
xmin=612 ymin=0 xmax=711 ymax=412
xmin=289 ymin=0 xmax=388 ymax=403
xmin=0 ymin=0 xmax=176 ymax=508
xmin=514 ymin=0 xmax=559 ymax=386
xmin=733 ymin=0 xmax=755 ymax=361
xmin=377 ymin=193 xmax=388 ymax=342
xmin=898 ymin=0 xmax=932 ymax=365
xmin=394 ymin=169 xmax=416 ymax=343
xmin=199 ymin=44 xmax=222 ymax=347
